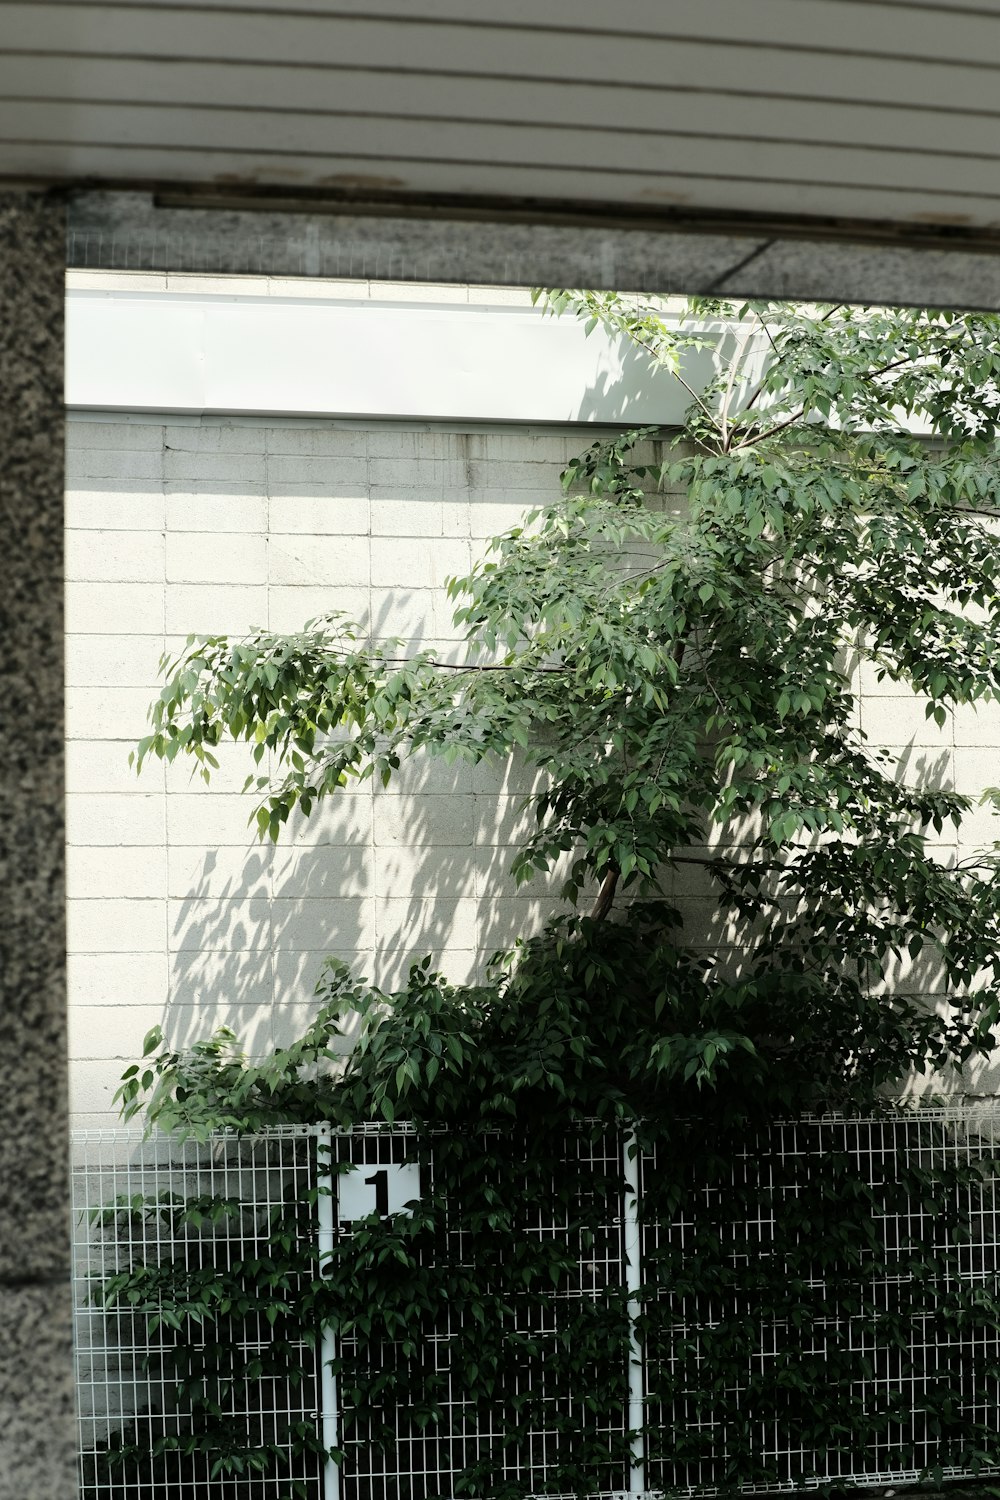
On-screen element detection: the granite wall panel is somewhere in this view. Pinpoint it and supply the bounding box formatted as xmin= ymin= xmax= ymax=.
xmin=0 ymin=191 xmax=76 ymax=1499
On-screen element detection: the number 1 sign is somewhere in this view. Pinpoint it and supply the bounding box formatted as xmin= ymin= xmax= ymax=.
xmin=337 ymin=1161 xmax=422 ymax=1223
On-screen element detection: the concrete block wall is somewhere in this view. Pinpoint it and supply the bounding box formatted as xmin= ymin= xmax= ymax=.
xmin=65 ymin=414 xmax=1000 ymax=1127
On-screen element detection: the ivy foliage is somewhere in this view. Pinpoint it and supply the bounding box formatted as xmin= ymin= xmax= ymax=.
xmin=637 ymin=1127 xmax=1000 ymax=1493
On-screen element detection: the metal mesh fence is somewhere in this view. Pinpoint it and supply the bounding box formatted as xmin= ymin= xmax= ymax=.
xmin=324 ymin=1124 xmax=628 ymax=1500
xmin=73 ymin=1127 xmax=324 ymax=1500
xmin=640 ymin=1112 xmax=1000 ymax=1494
xmin=63 ymin=191 xmax=733 ymax=292
xmin=72 ymin=1110 xmax=1000 ymax=1500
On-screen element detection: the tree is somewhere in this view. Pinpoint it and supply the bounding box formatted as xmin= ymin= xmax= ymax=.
xmin=133 ymin=294 xmax=1000 ymax=1123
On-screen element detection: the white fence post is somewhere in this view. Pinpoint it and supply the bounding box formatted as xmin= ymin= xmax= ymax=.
xmin=623 ymin=1128 xmax=645 ymax=1497
xmin=316 ymin=1125 xmax=341 ymax=1500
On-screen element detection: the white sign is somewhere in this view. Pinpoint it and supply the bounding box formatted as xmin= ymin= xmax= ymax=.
xmin=337 ymin=1161 xmax=422 ymax=1223
xmin=66 ymin=288 xmax=687 ymax=424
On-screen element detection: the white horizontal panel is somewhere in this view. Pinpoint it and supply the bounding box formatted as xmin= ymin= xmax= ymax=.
xmin=15 ymin=141 xmax=1000 ymax=227
xmin=7 ymin=101 xmax=1000 ymax=195
xmin=7 ymin=7 xmax=1000 ymax=115
xmin=2 ymin=54 xmax=997 ymax=160
xmin=67 ymin=295 xmax=208 ymax=408
xmin=65 ymin=289 xmax=692 ymax=422
xmin=18 ymin=0 xmax=1000 ymax=68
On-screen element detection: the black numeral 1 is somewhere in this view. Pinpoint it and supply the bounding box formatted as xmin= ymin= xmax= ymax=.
xmin=364 ymin=1169 xmax=389 ymax=1217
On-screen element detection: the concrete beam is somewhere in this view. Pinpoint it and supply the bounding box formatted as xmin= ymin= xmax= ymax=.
xmin=68 ymin=189 xmax=1000 ymax=311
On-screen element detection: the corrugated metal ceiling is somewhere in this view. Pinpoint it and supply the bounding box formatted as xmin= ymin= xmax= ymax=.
xmin=4 ymin=0 xmax=1000 ymax=238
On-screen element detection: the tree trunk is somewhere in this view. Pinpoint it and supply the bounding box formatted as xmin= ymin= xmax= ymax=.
xmin=590 ymin=868 xmax=619 ymax=922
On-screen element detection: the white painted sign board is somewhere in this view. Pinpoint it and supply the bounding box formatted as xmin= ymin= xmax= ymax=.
xmin=337 ymin=1161 xmax=422 ymax=1222
xmin=65 ymin=287 xmax=693 ymax=424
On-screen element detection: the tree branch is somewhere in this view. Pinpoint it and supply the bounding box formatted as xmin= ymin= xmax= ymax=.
xmin=720 ymin=321 xmax=756 ymax=452
xmin=624 ymin=326 xmax=721 ymax=435
xmin=380 ymin=655 xmax=569 ymax=674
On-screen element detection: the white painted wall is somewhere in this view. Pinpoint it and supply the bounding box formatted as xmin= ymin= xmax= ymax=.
xmin=64 ymin=274 xmax=1000 ymax=1126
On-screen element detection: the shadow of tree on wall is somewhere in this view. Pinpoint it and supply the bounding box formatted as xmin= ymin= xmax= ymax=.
xmin=158 ymin=752 xmax=558 ymax=1065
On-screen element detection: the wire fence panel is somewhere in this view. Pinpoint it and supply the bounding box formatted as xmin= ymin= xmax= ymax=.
xmin=324 ymin=1124 xmax=629 ymax=1500
xmin=639 ymin=1112 xmax=1000 ymax=1495
xmin=73 ymin=1127 xmax=325 ymax=1500
xmin=72 ymin=1110 xmax=1000 ymax=1500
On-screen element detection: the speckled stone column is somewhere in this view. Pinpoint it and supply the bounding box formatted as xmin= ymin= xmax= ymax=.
xmin=0 ymin=193 xmax=76 ymax=1498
